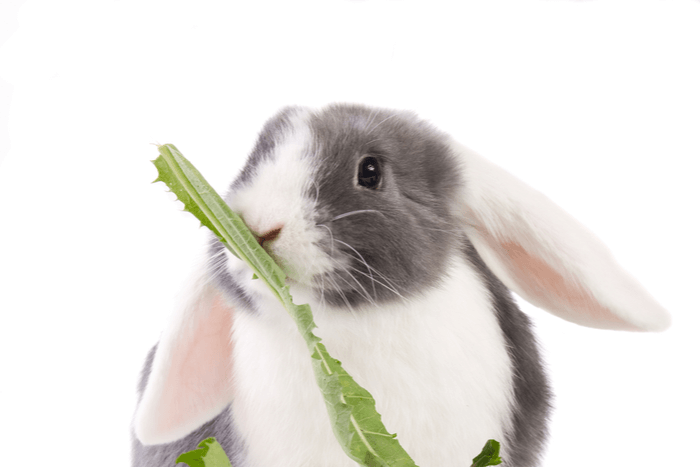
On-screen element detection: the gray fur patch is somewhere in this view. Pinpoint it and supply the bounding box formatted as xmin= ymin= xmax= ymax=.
xmin=462 ymin=239 xmax=552 ymax=467
xmin=305 ymin=104 xmax=464 ymax=307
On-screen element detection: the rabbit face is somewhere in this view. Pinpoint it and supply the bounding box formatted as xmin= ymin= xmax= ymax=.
xmin=222 ymin=105 xmax=464 ymax=309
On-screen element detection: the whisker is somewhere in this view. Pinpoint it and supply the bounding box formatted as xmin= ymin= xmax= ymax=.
xmin=361 ymin=137 xmax=381 ymax=148
xmin=317 ymin=223 xmax=335 ymax=257
xmin=422 ymin=226 xmax=463 ymax=233
xmin=327 ymin=253 xmax=407 ymax=304
xmin=208 ymin=249 xmax=231 ymax=275
xmin=420 ymin=226 xmax=467 ymax=238
xmin=367 ymin=113 xmax=399 ymax=135
xmin=330 ymin=210 xmax=386 ymax=222
xmin=311 ymin=179 xmax=321 ymax=206
xmin=357 ymin=261 xmax=408 ymax=302
xmin=326 ymin=273 xmax=353 ymax=310
xmin=334 ymin=239 xmax=377 ymax=299
xmin=325 ymin=236 xmax=407 ymax=303
xmin=361 ymin=108 xmax=380 ymax=134
xmin=343 ymin=263 xmax=407 ymax=302
xmin=317 ymin=270 xmax=326 ymax=308
xmin=334 ymin=264 xmax=376 ymax=305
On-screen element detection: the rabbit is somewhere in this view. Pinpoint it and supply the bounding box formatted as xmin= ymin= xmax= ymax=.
xmin=131 ymin=104 xmax=671 ymax=467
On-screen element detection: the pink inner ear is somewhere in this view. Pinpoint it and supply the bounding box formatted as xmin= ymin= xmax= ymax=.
xmin=153 ymin=295 xmax=235 ymax=435
xmin=498 ymin=240 xmax=639 ymax=331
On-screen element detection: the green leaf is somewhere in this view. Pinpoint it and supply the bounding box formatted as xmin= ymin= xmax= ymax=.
xmin=471 ymin=440 xmax=502 ymax=467
xmin=176 ymin=437 xmax=232 ymax=467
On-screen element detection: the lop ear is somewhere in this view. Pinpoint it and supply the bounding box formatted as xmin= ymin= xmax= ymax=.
xmin=451 ymin=140 xmax=670 ymax=332
xmin=134 ymin=257 xmax=235 ymax=445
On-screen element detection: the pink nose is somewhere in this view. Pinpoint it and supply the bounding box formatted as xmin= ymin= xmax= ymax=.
xmin=256 ymin=226 xmax=283 ymax=247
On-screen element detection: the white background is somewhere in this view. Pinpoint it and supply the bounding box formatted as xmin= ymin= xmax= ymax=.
xmin=1 ymin=0 xmax=698 ymax=466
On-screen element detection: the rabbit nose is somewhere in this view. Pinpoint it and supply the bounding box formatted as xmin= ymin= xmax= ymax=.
xmin=256 ymin=226 xmax=283 ymax=247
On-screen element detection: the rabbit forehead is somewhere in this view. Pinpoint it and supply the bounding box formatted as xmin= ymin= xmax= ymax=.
xmin=229 ymin=106 xmax=315 ymax=193
xmin=252 ymin=113 xmax=314 ymax=196
xmin=308 ymin=104 xmax=462 ymax=205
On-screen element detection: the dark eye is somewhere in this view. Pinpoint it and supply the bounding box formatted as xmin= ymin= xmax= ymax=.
xmin=357 ymin=156 xmax=381 ymax=189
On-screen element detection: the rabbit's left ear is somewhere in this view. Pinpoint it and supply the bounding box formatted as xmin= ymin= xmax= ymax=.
xmin=133 ymin=258 xmax=235 ymax=445
xmin=451 ymin=140 xmax=671 ymax=332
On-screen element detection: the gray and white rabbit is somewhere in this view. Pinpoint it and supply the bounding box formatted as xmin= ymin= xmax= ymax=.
xmin=132 ymin=104 xmax=670 ymax=467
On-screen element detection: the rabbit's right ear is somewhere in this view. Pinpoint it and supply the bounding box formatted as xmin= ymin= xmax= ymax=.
xmin=134 ymin=258 xmax=235 ymax=445
xmin=451 ymin=140 xmax=670 ymax=332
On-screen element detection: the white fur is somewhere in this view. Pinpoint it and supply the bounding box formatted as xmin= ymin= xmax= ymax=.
xmin=231 ymin=256 xmax=514 ymax=467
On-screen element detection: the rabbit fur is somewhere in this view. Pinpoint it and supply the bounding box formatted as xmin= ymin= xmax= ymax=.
xmin=132 ymin=104 xmax=670 ymax=467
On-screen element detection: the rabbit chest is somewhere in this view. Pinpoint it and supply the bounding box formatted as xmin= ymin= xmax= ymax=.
xmin=229 ymin=254 xmax=514 ymax=467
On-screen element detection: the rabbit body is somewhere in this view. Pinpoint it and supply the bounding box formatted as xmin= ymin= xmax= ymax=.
xmin=132 ymin=104 xmax=669 ymax=467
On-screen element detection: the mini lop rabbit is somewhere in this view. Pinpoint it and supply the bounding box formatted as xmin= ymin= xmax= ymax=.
xmin=132 ymin=104 xmax=670 ymax=467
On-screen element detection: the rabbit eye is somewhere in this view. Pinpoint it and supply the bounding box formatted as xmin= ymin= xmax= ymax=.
xmin=357 ymin=156 xmax=381 ymax=189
